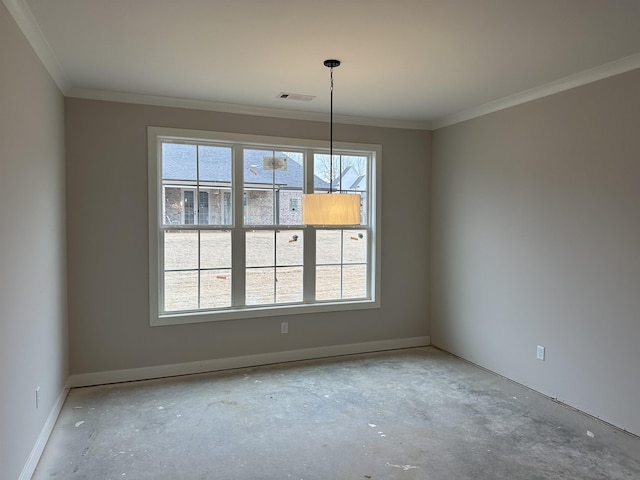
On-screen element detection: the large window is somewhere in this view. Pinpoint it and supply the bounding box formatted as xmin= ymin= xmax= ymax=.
xmin=148 ymin=127 xmax=380 ymax=325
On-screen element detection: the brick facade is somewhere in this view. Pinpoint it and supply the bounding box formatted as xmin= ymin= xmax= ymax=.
xmin=164 ymin=187 xmax=303 ymax=225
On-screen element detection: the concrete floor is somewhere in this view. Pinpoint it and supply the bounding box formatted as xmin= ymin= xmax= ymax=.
xmin=33 ymin=347 xmax=640 ymax=479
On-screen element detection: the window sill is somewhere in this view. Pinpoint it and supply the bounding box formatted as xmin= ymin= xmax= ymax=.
xmin=151 ymin=298 xmax=381 ymax=326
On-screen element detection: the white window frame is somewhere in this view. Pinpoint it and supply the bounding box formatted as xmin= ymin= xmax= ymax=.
xmin=148 ymin=126 xmax=381 ymax=326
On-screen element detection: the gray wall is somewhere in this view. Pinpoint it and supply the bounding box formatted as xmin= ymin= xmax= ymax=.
xmin=0 ymin=4 xmax=68 ymax=479
xmin=64 ymin=98 xmax=431 ymax=375
xmin=431 ymin=69 xmax=640 ymax=436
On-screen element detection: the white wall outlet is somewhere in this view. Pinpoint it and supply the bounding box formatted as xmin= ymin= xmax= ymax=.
xmin=536 ymin=345 xmax=545 ymax=361
xmin=281 ymin=322 xmax=288 ymax=334
xmin=35 ymin=387 xmax=40 ymax=408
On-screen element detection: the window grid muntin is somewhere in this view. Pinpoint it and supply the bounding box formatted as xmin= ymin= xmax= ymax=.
xmin=315 ymin=228 xmax=368 ymax=301
xmin=161 ymin=228 xmax=233 ymax=313
xmin=245 ymin=229 xmax=304 ymax=307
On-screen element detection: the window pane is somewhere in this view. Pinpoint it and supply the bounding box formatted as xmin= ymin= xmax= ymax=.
xmin=358 ymin=192 xmax=367 ymax=225
xmin=338 ymin=154 xmax=367 ymax=226
xmin=314 ymin=153 xmax=368 ymax=192
xmin=164 ymin=271 xmax=198 ymax=311
xmin=223 ymin=191 xmax=232 ymax=224
xmin=313 ymin=153 xmax=333 ymax=192
xmin=338 ymin=155 xmax=367 ymax=191
xmin=277 ymin=190 xmax=303 ymax=225
xmin=204 ymin=188 xmax=232 ymax=225
xmin=244 ymin=149 xmax=274 ymax=225
xmin=276 ymin=266 xmax=303 ymax=303
xmin=162 ymin=143 xmax=197 ymax=226
xmin=313 ymin=153 xmax=367 ymax=225
xmin=274 ymin=151 xmax=303 ymax=226
xmin=164 ymin=230 xmax=198 ymax=270
xmin=246 ymin=230 xmax=274 ymax=268
xmin=246 ymin=267 xmax=275 ymax=305
xmin=198 ymin=191 xmax=209 ymax=224
xmin=199 ymin=146 xmax=232 ymax=226
xmin=200 ymin=269 xmax=231 ymax=308
xmin=183 ymin=190 xmax=195 ymax=224
xmin=316 ymin=265 xmax=341 ymax=300
xmin=163 ymin=187 xmax=184 ymax=225
xmin=276 ymin=230 xmax=303 ymax=266
xmin=343 ymin=229 xmax=367 ymax=264
xmin=342 ymin=264 xmax=367 ymax=299
xmin=200 ymin=231 xmax=231 ymax=269
xmin=316 ymin=230 xmax=342 ymax=265
xmin=163 ymin=143 xmax=197 ymax=179
xmin=245 ymin=189 xmax=274 ymax=225
xmin=244 ymin=149 xmax=304 ymax=226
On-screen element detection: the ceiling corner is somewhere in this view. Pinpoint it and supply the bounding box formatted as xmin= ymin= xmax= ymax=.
xmin=4 ymin=0 xmax=71 ymax=94
xmin=432 ymin=53 xmax=640 ymax=130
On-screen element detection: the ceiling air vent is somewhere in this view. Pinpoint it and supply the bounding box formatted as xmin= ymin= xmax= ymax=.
xmin=277 ymin=92 xmax=316 ymax=102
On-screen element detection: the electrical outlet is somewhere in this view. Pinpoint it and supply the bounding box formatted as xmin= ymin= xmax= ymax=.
xmin=536 ymin=345 xmax=545 ymax=361
xmin=281 ymin=322 xmax=288 ymax=334
xmin=35 ymin=387 xmax=40 ymax=409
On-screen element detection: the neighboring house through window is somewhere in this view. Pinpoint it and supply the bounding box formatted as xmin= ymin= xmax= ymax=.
xmin=148 ymin=127 xmax=381 ymax=325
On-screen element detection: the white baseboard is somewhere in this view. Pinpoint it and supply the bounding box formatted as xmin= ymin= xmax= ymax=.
xmin=19 ymin=387 xmax=69 ymax=480
xmin=67 ymin=336 xmax=430 ymax=388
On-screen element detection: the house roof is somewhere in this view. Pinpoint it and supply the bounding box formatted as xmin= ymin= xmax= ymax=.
xmin=162 ymin=143 xmax=330 ymax=189
xmin=333 ymin=166 xmax=366 ymax=192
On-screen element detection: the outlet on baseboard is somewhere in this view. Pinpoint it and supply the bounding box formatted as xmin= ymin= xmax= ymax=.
xmin=281 ymin=322 xmax=288 ymax=334
xmin=536 ymin=345 xmax=545 ymax=361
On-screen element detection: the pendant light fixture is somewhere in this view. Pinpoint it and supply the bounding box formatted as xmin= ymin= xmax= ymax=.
xmin=302 ymin=59 xmax=361 ymax=226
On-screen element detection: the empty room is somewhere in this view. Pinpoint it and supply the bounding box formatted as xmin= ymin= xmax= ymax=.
xmin=1 ymin=1 xmax=639 ymax=479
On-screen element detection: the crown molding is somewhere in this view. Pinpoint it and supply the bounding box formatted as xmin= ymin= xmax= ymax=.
xmin=3 ymin=0 xmax=70 ymax=93
xmin=6 ymin=0 xmax=638 ymax=132
xmin=433 ymin=53 xmax=640 ymax=129
xmin=67 ymin=51 xmax=640 ymax=132
xmin=66 ymin=87 xmax=433 ymax=130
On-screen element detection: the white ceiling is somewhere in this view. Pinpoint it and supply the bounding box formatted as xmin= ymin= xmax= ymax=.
xmin=7 ymin=0 xmax=640 ymax=129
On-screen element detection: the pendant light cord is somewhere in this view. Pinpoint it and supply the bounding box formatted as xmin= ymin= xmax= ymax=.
xmin=329 ymin=65 xmax=334 ymax=194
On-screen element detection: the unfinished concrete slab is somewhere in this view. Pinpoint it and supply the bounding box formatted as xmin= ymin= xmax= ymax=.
xmin=33 ymin=347 xmax=640 ymax=479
